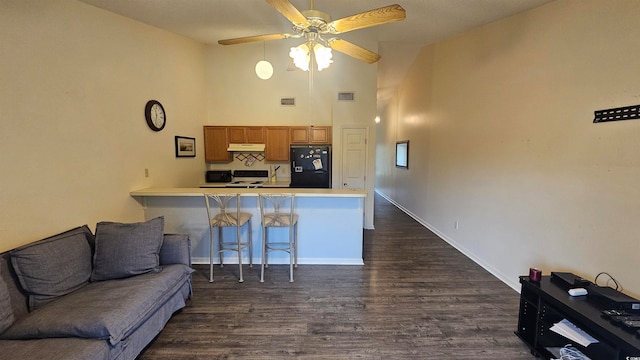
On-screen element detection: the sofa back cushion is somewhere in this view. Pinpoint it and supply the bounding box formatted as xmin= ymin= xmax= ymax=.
xmin=10 ymin=227 xmax=93 ymax=311
xmin=0 ymin=259 xmax=16 ymax=333
xmin=91 ymin=217 xmax=164 ymax=282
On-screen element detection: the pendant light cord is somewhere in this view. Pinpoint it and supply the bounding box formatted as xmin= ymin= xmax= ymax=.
xmin=309 ymin=50 xmax=314 ymax=125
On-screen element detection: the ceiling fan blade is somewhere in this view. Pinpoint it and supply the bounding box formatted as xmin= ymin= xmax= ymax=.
xmin=329 ymin=4 xmax=406 ymax=34
xmin=329 ymin=39 xmax=381 ymax=64
xmin=218 ymin=33 xmax=292 ymax=45
xmin=266 ymin=0 xmax=309 ymax=27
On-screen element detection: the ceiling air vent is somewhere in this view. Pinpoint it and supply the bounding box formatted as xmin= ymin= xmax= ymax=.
xmin=338 ymin=92 xmax=355 ymax=101
xmin=280 ymin=97 xmax=296 ymax=106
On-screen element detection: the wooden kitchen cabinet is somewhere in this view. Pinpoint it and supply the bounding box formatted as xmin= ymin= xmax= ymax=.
xmin=205 ymin=125 xmax=328 ymax=163
xmin=310 ymin=126 xmax=331 ymax=144
xmin=290 ymin=126 xmax=332 ymax=144
xmin=290 ymin=127 xmax=310 ymax=143
xmin=203 ymin=126 xmax=232 ymax=162
xmin=245 ymin=127 xmax=265 ymax=143
xmin=228 ymin=126 xmax=265 ymax=144
xmin=265 ymin=127 xmax=290 ymax=161
xmin=228 ymin=127 xmax=246 ymax=143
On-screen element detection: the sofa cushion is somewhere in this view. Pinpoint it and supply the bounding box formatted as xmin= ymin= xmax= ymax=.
xmin=0 ymin=264 xmax=192 ymax=345
xmin=10 ymin=227 xmax=93 ymax=311
xmin=0 ymin=259 xmax=16 ymax=333
xmin=91 ymin=217 xmax=164 ymax=282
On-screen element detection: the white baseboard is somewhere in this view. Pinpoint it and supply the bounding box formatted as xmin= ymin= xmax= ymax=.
xmin=191 ymin=256 xmax=364 ymax=266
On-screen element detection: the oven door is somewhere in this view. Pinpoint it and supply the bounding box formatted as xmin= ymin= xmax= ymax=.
xmin=224 ymin=182 xmax=263 ymax=188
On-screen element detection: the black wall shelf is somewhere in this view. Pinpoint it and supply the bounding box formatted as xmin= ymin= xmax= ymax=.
xmin=594 ymin=104 xmax=640 ymax=123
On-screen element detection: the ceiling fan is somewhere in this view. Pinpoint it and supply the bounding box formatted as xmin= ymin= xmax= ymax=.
xmin=218 ymin=0 xmax=406 ymax=69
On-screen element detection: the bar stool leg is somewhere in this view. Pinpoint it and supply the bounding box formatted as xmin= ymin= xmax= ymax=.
xmin=209 ymin=224 xmax=215 ymax=283
xmin=294 ymin=223 xmax=298 ymax=268
xmin=289 ymin=224 xmax=294 ymax=282
xmin=236 ymin=222 xmax=244 ymax=283
xmin=260 ymin=226 xmax=267 ymax=283
xmin=218 ymin=227 xmax=224 ymax=268
xmin=248 ymin=220 xmax=253 ymax=268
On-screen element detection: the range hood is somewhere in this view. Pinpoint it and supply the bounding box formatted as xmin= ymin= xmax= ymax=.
xmin=227 ymin=143 xmax=266 ymax=152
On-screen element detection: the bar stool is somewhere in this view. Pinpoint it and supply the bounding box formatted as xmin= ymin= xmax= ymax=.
xmin=204 ymin=193 xmax=253 ymax=283
xmin=258 ymin=193 xmax=298 ymax=282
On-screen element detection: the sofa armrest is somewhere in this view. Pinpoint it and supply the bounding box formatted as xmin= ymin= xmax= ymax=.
xmin=160 ymin=234 xmax=191 ymax=267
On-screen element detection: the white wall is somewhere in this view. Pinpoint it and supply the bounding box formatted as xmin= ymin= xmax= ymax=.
xmin=376 ymin=0 xmax=640 ymax=296
xmin=0 ymin=0 xmax=207 ymax=251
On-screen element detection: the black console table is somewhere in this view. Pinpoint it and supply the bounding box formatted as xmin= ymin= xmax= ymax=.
xmin=516 ymin=275 xmax=640 ymax=359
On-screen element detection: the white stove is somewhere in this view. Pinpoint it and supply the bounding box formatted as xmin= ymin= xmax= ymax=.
xmin=224 ymin=170 xmax=269 ymax=188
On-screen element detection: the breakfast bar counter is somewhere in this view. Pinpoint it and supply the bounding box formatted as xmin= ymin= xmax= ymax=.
xmin=130 ymin=188 xmax=366 ymax=265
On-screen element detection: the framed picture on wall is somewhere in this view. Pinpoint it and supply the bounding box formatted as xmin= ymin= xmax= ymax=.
xmin=175 ymin=136 xmax=196 ymax=157
xmin=395 ymin=140 xmax=409 ymax=169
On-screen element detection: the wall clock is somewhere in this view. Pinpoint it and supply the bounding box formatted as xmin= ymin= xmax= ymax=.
xmin=144 ymin=100 xmax=166 ymax=131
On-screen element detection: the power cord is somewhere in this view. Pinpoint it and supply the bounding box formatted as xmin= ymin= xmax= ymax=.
xmin=560 ymin=344 xmax=590 ymax=360
xmin=594 ymin=272 xmax=621 ymax=291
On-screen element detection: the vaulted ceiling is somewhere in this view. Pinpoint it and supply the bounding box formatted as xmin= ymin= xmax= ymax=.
xmin=80 ymin=0 xmax=553 ymax=107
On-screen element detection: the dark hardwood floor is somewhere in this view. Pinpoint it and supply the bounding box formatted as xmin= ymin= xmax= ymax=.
xmin=139 ymin=193 xmax=533 ymax=359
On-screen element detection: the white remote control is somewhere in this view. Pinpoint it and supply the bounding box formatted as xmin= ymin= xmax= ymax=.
xmin=568 ymin=288 xmax=588 ymax=296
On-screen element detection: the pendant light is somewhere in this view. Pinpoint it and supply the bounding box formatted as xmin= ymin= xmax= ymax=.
xmin=255 ymin=41 xmax=273 ymax=80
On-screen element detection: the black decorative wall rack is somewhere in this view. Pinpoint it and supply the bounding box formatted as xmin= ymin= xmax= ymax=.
xmin=594 ymin=104 xmax=640 ymax=123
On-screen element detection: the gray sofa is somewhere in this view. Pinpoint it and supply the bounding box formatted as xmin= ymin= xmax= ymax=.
xmin=0 ymin=217 xmax=193 ymax=360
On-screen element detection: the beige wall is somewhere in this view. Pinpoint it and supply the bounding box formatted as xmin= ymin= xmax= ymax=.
xmin=0 ymin=0 xmax=207 ymax=251
xmin=0 ymin=0 xmax=379 ymax=254
xmin=376 ymin=0 xmax=640 ymax=296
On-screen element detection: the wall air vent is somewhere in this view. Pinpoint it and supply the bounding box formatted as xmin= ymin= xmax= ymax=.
xmin=280 ymin=97 xmax=296 ymax=106
xmin=338 ymin=92 xmax=355 ymax=101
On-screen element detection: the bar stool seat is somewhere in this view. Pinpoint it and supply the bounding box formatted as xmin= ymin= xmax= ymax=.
xmin=258 ymin=193 xmax=298 ymax=282
xmin=204 ymin=193 xmax=253 ymax=283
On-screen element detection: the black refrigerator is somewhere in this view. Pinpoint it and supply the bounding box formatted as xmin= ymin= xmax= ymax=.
xmin=290 ymin=145 xmax=331 ymax=188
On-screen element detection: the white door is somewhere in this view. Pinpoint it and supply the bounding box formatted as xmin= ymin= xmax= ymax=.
xmin=341 ymin=128 xmax=367 ymax=189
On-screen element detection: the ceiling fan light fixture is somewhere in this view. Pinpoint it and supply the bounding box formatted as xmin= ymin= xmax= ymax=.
xmin=313 ymin=43 xmax=332 ymax=71
xmin=289 ymin=41 xmax=332 ymax=72
xmin=289 ymin=43 xmax=310 ymax=71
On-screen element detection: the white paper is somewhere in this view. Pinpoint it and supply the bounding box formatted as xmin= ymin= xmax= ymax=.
xmin=549 ymin=319 xmax=599 ymax=347
xmin=312 ymin=159 xmax=323 ymax=170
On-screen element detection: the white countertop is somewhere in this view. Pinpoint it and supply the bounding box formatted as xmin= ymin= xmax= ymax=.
xmin=130 ymin=187 xmax=367 ymax=198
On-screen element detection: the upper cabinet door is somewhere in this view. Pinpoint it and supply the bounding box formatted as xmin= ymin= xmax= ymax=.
xmin=290 ymin=127 xmax=309 ymax=144
xmin=309 ymin=126 xmax=332 ymax=144
xmin=203 ymin=126 xmax=232 ymax=163
xmin=265 ymin=127 xmax=290 ymax=161
xmin=228 ymin=127 xmax=246 ymax=143
xmin=245 ymin=127 xmax=265 ymax=143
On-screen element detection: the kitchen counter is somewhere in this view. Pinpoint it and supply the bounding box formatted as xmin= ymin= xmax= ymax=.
xmin=130 ymin=187 xmax=366 ymax=265
xmin=131 ymin=187 xmax=366 ymax=197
